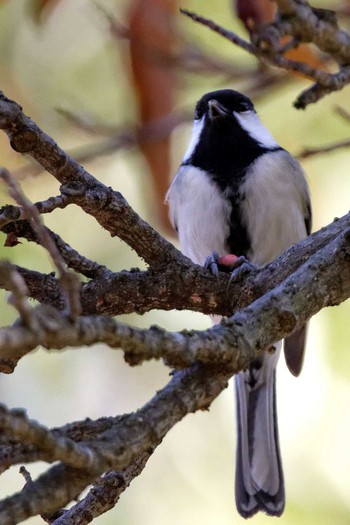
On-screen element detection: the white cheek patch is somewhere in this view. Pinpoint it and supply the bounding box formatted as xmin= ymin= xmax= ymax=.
xmin=234 ymin=111 xmax=278 ymax=149
xmin=182 ymin=116 xmax=205 ymax=162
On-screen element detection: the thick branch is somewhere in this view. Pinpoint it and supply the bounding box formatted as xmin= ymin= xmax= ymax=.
xmin=0 ymin=416 xmax=120 ymax=473
xmin=0 ymin=406 xmax=105 ymax=471
xmin=1 ymin=210 xmax=348 ymax=321
xmin=80 ymin=211 xmax=350 ymax=317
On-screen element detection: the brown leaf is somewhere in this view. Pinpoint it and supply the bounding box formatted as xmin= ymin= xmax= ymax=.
xmin=4 ymin=232 xmax=21 ymax=247
xmin=234 ymin=0 xmax=276 ymax=32
xmin=128 ymin=0 xmax=180 ymax=233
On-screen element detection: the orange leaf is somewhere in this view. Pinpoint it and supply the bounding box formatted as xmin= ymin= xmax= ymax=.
xmin=285 ymin=43 xmax=329 ymax=72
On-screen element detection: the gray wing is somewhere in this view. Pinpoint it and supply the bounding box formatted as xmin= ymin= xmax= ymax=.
xmin=284 ymin=177 xmax=312 ymax=377
xmin=241 ymin=150 xmax=312 ymax=377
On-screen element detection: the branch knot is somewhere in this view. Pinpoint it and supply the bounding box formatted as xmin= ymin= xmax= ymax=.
xmin=10 ymin=128 xmax=40 ymax=153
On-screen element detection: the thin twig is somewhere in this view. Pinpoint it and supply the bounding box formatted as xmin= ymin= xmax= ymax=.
xmin=0 ymin=262 xmax=35 ymax=329
xmin=51 ymin=453 xmax=152 ymax=525
xmin=0 ymin=194 xmax=71 ymax=228
xmin=294 ymin=65 xmax=350 ymax=108
xmin=0 ymin=169 xmax=70 ymax=277
xmin=2 ymin=220 xmax=109 ymax=279
xmin=180 ymin=6 xmax=350 ymax=108
xmin=180 ymin=9 xmax=333 ymax=85
xmin=19 ymin=466 xmax=33 ymax=485
xmin=335 ymin=104 xmax=350 ymax=122
xmin=297 ymin=137 xmax=350 ymax=158
xmin=0 ymin=168 xmax=81 ymax=318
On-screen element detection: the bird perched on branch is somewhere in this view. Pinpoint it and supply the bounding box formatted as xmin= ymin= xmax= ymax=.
xmin=166 ymin=89 xmax=311 ymax=517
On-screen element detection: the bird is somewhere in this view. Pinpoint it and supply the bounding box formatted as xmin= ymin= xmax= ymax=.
xmin=166 ymin=89 xmax=311 ymax=518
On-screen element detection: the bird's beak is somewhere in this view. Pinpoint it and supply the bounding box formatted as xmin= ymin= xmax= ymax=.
xmin=208 ymin=99 xmax=229 ymax=119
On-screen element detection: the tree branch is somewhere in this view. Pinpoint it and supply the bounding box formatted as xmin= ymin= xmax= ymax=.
xmin=50 ymin=455 xmax=153 ymax=525
xmin=0 ymin=91 xmax=177 ymax=268
xmin=275 ymin=0 xmax=350 ymax=63
xmin=1 ymin=219 xmax=108 ymax=279
xmin=0 ymin=363 xmax=231 ymax=524
xmin=0 ymin=169 xmax=81 ymax=319
xmin=0 ymin=405 xmax=105 ymax=471
xmin=0 ymin=193 xmax=72 ymax=229
xmin=0 ymin=222 xmax=349 ymax=373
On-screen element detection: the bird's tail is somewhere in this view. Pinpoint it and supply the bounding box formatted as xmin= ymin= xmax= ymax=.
xmin=234 ymin=347 xmax=284 ymax=518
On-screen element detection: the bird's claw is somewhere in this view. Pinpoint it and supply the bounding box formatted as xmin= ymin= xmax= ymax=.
xmin=204 ymin=251 xmax=220 ymax=276
xmin=228 ymin=256 xmax=256 ymax=283
xmin=204 ymin=252 xmax=256 ymax=282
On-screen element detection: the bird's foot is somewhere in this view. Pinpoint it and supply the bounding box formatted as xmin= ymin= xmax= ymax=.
xmin=204 ymin=251 xmax=221 ymax=276
xmin=204 ymin=251 xmax=256 ymax=282
xmin=228 ymin=255 xmax=256 ymax=283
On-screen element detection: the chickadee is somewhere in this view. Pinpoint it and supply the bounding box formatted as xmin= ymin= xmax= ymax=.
xmin=166 ymin=89 xmax=311 ymax=518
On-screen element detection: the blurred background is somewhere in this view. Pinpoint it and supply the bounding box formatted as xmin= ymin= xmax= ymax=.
xmin=0 ymin=0 xmax=350 ymax=523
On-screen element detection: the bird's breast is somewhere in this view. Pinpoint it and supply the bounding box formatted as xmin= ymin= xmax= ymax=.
xmin=166 ymin=165 xmax=232 ymax=266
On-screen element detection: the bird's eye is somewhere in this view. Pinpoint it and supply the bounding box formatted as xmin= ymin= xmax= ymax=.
xmin=237 ymin=101 xmax=252 ymax=113
xmin=194 ymin=108 xmax=202 ymax=120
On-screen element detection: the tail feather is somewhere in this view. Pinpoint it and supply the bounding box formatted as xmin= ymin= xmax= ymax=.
xmin=284 ymin=324 xmax=307 ymax=377
xmin=235 ymin=347 xmax=284 ymax=518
